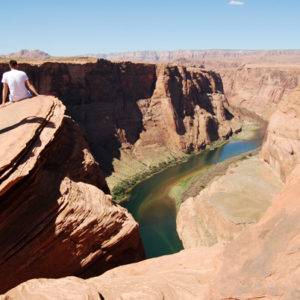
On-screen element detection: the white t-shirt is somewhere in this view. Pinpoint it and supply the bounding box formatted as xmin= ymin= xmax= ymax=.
xmin=1 ymin=69 xmax=32 ymax=102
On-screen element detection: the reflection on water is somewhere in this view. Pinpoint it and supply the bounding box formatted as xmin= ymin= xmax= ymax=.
xmin=122 ymin=127 xmax=265 ymax=258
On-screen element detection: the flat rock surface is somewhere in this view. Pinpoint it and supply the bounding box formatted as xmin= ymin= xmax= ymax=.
xmin=0 ymin=96 xmax=61 ymax=171
xmin=177 ymin=155 xmax=283 ymax=248
xmin=0 ymin=96 xmax=64 ymax=194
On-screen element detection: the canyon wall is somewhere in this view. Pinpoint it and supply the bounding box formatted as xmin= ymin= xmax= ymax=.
xmin=219 ymin=64 xmax=300 ymax=119
xmin=0 ymin=61 xmax=241 ymax=188
xmin=85 ymin=51 xmax=300 ymax=121
xmin=3 ymin=76 xmax=299 ymax=299
xmin=261 ymin=87 xmax=300 ymax=181
xmin=86 ymin=50 xmax=300 ymax=121
xmin=0 ymin=96 xmax=144 ymax=293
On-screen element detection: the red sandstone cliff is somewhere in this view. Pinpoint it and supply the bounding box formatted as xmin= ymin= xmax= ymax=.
xmin=219 ymin=64 xmax=300 ymax=119
xmin=261 ymin=87 xmax=300 ymax=181
xmin=0 ymin=96 xmax=144 ymax=293
xmin=3 ymin=166 xmax=299 ymax=299
xmin=0 ymin=60 xmax=241 ymax=188
xmin=3 ymin=80 xmax=299 ymax=299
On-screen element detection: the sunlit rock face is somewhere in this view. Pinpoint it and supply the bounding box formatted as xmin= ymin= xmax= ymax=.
xmin=0 ymin=96 xmax=144 ymax=293
xmin=3 ymin=164 xmax=300 ymax=299
xmin=261 ymin=87 xmax=300 ymax=181
xmin=219 ymin=64 xmax=300 ymax=119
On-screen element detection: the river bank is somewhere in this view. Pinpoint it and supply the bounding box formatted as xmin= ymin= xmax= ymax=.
xmin=169 ymin=148 xmax=260 ymax=208
xmin=176 ymin=154 xmax=284 ymax=248
xmin=169 ymin=111 xmax=267 ymax=207
xmin=121 ymin=117 xmax=266 ymax=258
xmin=112 ymin=120 xmax=261 ymax=202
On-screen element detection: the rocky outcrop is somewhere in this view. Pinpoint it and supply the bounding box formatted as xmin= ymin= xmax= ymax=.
xmin=177 ymin=156 xmax=283 ymax=248
xmin=0 ymin=61 xmax=241 ymax=189
xmin=0 ymin=96 xmax=144 ymax=293
xmin=219 ymin=64 xmax=300 ymax=119
xmin=261 ymin=87 xmax=300 ymax=181
xmin=3 ymin=165 xmax=300 ymax=299
xmin=2 ymin=245 xmax=225 ymax=300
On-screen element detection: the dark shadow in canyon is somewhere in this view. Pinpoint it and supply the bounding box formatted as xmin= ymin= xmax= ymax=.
xmin=7 ymin=60 xmax=157 ymax=177
xmin=0 ymin=61 xmax=223 ymax=178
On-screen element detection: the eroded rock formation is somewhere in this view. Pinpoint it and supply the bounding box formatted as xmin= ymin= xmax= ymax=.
xmin=0 ymin=96 xmax=144 ymax=293
xmin=3 ymin=81 xmax=299 ymax=299
xmin=0 ymin=61 xmax=241 ymax=188
xmin=219 ymin=64 xmax=300 ymax=119
xmin=261 ymin=87 xmax=300 ymax=181
xmin=3 ymin=162 xmax=300 ymax=299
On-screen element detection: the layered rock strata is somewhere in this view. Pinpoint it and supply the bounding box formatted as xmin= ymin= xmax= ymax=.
xmin=261 ymin=87 xmax=300 ymax=181
xmin=88 ymin=49 xmax=300 ymax=64
xmin=219 ymin=64 xmax=300 ymax=119
xmin=0 ymin=61 xmax=241 ymax=189
xmin=0 ymin=96 xmax=144 ymax=293
xmin=3 ymin=165 xmax=300 ymax=299
xmin=2 ymin=65 xmax=300 ymax=300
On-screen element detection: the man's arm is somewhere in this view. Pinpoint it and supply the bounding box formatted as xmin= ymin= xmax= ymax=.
xmin=25 ymin=80 xmax=39 ymax=97
xmin=2 ymin=83 xmax=8 ymax=105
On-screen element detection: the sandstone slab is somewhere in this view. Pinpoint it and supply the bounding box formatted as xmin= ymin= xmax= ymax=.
xmin=0 ymin=96 xmax=144 ymax=293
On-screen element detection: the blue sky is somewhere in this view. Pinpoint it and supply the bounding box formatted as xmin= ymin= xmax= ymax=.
xmin=1 ymin=0 xmax=299 ymax=56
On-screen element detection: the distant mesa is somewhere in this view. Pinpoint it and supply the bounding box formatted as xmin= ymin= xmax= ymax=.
xmin=85 ymin=49 xmax=300 ymax=65
xmin=2 ymin=49 xmax=300 ymax=65
xmin=3 ymin=49 xmax=51 ymax=59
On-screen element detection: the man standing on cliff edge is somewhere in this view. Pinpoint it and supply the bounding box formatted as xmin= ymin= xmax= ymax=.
xmin=1 ymin=60 xmax=39 ymax=106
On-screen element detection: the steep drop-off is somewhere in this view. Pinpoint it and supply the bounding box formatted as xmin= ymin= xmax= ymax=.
xmin=4 ymin=166 xmax=299 ymax=299
xmin=0 ymin=61 xmax=241 ymax=189
xmin=0 ymin=96 xmax=144 ymax=293
xmin=3 ymin=83 xmax=299 ymax=299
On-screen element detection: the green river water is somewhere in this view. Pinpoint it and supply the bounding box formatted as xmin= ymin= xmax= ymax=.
xmin=122 ymin=127 xmax=265 ymax=258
